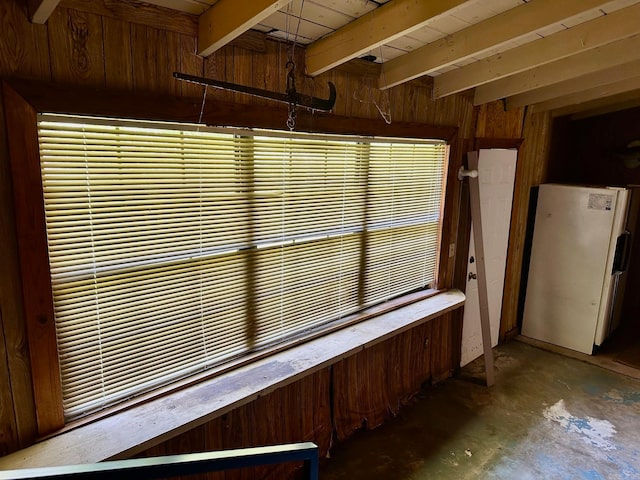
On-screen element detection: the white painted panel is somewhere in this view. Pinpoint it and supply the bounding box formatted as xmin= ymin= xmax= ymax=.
xmin=304 ymin=0 xmax=378 ymax=18
xmin=601 ymin=0 xmax=640 ymax=14
xmin=261 ymin=11 xmax=333 ymax=43
xmin=287 ymin=0 xmax=354 ymax=29
xmin=427 ymin=15 xmax=472 ymax=35
xmin=409 ymin=25 xmax=446 ymax=44
xmin=561 ymin=9 xmax=604 ymax=28
xmin=385 ymin=35 xmax=425 ymax=53
xmin=461 ymin=149 xmax=517 ymax=367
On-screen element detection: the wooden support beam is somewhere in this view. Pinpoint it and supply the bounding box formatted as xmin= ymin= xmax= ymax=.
xmin=305 ymin=0 xmax=470 ymax=77
xmin=552 ymin=89 xmax=640 ymax=118
xmin=198 ymin=0 xmax=289 ymax=57
xmin=466 ymin=151 xmax=495 ymax=387
xmin=506 ymin=60 xmax=640 ymax=110
xmin=434 ymin=2 xmax=640 ymax=100
xmin=531 ymin=76 xmax=640 ymax=113
xmin=570 ymin=97 xmax=640 ymax=120
xmin=381 ymin=0 xmax=612 ymax=90
xmin=472 ymin=33 xmax=640 ymax=106
xmin=28 ymin=0 xmax=61 ymax=24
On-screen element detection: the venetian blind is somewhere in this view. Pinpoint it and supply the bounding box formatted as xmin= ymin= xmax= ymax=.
xmin=37 ymin=115 xmax=447 ymax=420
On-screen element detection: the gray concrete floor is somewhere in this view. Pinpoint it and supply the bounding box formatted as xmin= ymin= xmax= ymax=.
xmin=321 ymin=341 xmax=640 ymax=480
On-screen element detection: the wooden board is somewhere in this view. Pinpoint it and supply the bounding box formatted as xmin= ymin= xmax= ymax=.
xmin=2 ymin=83 xmax=64 ymax=436
xmin=48 ymin=8 xmax=106 ymax=87
xmin=0 ymin=88 xmax=38 ymax=451
xmin=466 ymin=151 xmax=495 ymax=386
xmin=102 ymin=16 xmax=134 ymax=90
xmin=0 ymin=0 xmax=51 ymax=80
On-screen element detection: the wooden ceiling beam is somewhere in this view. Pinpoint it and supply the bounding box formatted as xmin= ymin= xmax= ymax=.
xmin=28 ymin=0 xmax=61 ymax=24
xmin=472 ymin=33 xmax=640 ymax=106
xmin=551 ymin=89 xmax=640 ymax=118
xmin=198 ymin=0 xmax=289 ymax=57
xmin=570 ymin=98 xmax=640 ymax=120
xmin=530 ymin=75 xmax=640 ymax=113
xmin=381 ymin=0 xmax=613 ymax=90
xmin=435 ymin=2 xmax=640 ymax=100
xmin=305 ymin=0 xmax=471 ymax=77
xmin=506 ymin=60 xmax=640 ymax=109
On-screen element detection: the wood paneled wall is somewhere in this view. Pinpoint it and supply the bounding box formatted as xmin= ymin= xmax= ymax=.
xmin=498 ymin=110 xmax=554 ymax=338
xmin=0 ymin=0 xmax=549 ymax=470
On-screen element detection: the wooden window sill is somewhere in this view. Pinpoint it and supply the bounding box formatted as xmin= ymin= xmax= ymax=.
xmin=0 ymin=289 xmax=464 ymax=469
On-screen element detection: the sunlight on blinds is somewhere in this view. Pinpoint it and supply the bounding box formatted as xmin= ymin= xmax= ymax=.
xmin=37 ymin=115 xmax=447 ymax=420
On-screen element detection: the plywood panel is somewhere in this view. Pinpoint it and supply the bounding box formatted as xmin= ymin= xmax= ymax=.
xmin=499 ymin=111 xmax=553 ymax=339
xmin=204 ymin=45 xmax=235 ymax=103
xmin=131 ymin=23 xmax=181 ymax=95
xmin=0 ymin=0 xmax=50 ymax=79
xmin=102 ymin=16 xmax=133 ymax=90
xmin=332 ymin=322 xmax=433 ymax=441
xmin=476 ymin=101 xmax=525 ymax=139
xmin=179 ymin=34 xmax=204 ymax=98
xmin=48 ymin=8 xmax=106 ymax=87
xmin=139 ymin=369 xmax=331 ymax=480
xmin=60 ymin=0 xmax=197 ymax=36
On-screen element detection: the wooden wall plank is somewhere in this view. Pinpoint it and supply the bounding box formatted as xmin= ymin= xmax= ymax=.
xmin=251 ymin=37 xmax=280 ymax=108
xmin=48 ymin=8 xmax=106 ymax=87
xmin=138 ymin=369 xmax=331 ymax=480
xmin=233 ymin=47 xmax=253 ymax=104
xmin=0 ymin=0 xmax=50 ymax=80
xmin=476 ymin=101 xmax=525 ymax=139
xmin=332 ymin=322 xmax=433 ymax=441
xmin=429 ymin=313 xmax=456 ymax=382
xmin=179 ymin=34 xmax=203 ymax=98
xmin=0 ymin=310 xmax=18 ymax=456
xmin=59 ymin=0 xmax=197 ymax=36
xmin=499 ymin=111 xmax=553 ymax=339
xmin=102 ymin=16 xmax=133 ymax=90
xmin=204 ymin=45 xmax=234 ymax=103
xmin=131 ymin=23 xmax=180 ymax=95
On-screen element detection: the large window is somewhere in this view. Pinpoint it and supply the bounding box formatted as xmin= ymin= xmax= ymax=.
xmin=37 ymin=115 xmax=447 ymax=420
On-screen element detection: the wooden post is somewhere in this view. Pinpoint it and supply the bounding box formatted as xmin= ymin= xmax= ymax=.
xmin=466 ymin=151 xmax=495 ymax=386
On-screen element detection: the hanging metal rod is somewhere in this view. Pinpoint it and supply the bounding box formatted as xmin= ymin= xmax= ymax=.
xmin=173 ymin=72 xmax=336 ymax=112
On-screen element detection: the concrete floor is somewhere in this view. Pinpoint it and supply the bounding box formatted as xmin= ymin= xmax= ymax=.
xmin=321 ymin=341 xmax=640 ymax=480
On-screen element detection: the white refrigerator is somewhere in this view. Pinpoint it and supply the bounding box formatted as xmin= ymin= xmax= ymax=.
xmin=522 ymin=184 xmax=635 ymax=355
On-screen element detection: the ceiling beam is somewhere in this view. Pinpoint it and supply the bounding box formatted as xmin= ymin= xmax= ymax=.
xmin=552 ymin=89 xmax=640 ymax=118
xmin=472 ymin=33 xmax=640 ymax=106
xmin=507 ymin=60 xmax=640 ymax=109
xmin=198 ymin=0 xmax=289 ymax=57
xmin=380 ymin=0 xmax=613 ymax=90
xmin=530 ymin=75 xmax=640 ymax=113
xmin=434 ymin=2 xmax=640 ymax=100
xmin=305 ymin=0 xmax=471 ymax=77
xmin=28 ymin=0 xmax=61 ymax=23
xmin=570 ymin=98 xmax=640 ymax=120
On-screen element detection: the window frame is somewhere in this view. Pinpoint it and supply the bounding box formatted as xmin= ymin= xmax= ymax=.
xmin=2 ymin=79 xmax=458 ymax=436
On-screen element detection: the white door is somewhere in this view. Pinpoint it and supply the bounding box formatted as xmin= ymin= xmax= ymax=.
xmin=460 ymin=149 xmax=517 ymax=367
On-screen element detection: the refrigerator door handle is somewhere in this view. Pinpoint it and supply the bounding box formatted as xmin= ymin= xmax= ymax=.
xmin=612 ymin=230 xmax=632 ymax=273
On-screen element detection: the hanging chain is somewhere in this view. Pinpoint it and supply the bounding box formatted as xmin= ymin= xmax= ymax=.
xmin=286 ymin=61 xmax=297 ymax=130
xmin=284 ymin=0 xmax=305 ymax=131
